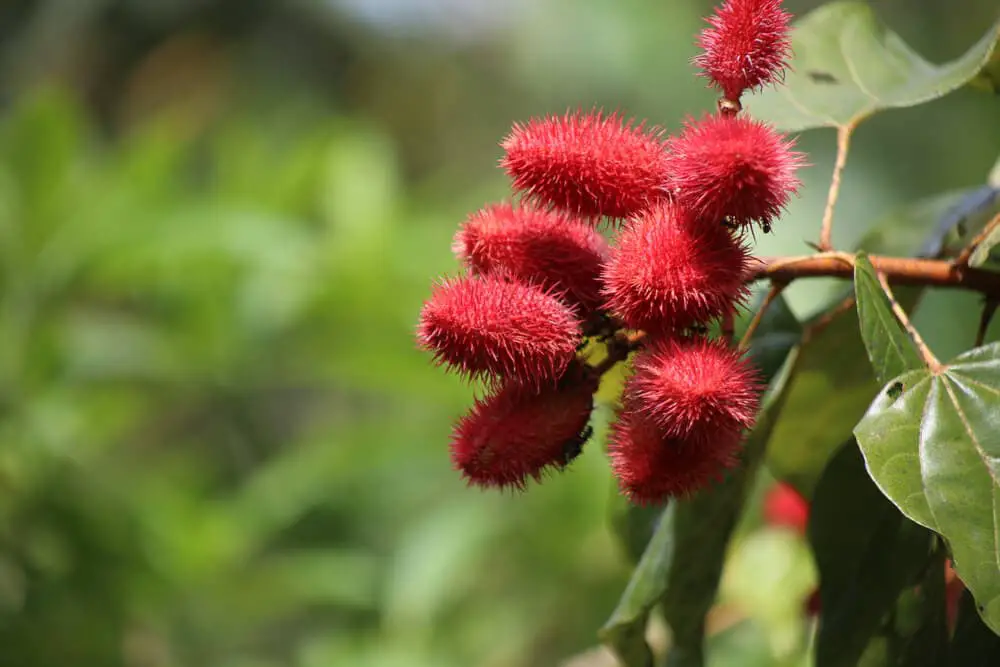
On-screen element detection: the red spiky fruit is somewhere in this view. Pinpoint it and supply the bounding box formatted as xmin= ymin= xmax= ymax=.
xmin=602 ymin=201 xmax=751 ymax=333
xmin=629 ymin=337 xmax=761 ymax=440
xmin=667 ymin=114 xmax=804 ymax=231
xmin=694 ymin=0 xmax=793 ymax=101
xmin=500 ymin=110 xmax=671 ymax=221
xmin=453 ymin=202 xmax=609 ymax=313
xmin=763 ymin=481 xmax=810 ymax=535
xmin=417 ymin=273 xmax=581 ymax=386
xmin=451 ymin=363 xmax=598 ymax=489
xmin=609 ymin=407 xmax=742 ymax=504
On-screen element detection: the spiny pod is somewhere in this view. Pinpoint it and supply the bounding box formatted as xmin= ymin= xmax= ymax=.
xmin=417 ymin=273 xmax=581 ymax=388
xmin=450 ymin=363 xmax=598 ymax=489
xmin=453 ymin=202 xmax=608 ymax=314
xmin=500 ymin=109 xmax=671 ymax=222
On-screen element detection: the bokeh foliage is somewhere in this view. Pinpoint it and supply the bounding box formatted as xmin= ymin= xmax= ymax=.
xmin=0 ymin=1 xmax=998 ymax=666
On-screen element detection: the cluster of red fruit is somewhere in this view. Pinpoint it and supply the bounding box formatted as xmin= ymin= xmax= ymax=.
xmin=417 ymin=0 xmax=804 ymax=504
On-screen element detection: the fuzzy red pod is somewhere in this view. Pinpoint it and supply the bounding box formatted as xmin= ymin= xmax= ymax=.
xmin=500 ymin=110 xmax=671 ymax=221
xmin=629 ymin=337 xmax=762 ymax=441
xmin=694 ymin=0 xmax=792 ymax=101
xmin=763 ymin=481 xmax=810 ymax=535
xmin=451 ymin=363 xmax=598 ymax=489
xmin=609 ymin=407 xmax=742 ymax=504
xmin=417 ymin=273 xmax=581 ymax=387
xmin=667 ymin=114 xmax=804 ymax=231
xmin=602 ymin=201 xmax=751 ymax=333
xmin=452 ymin=202 xmax=609 ymax=313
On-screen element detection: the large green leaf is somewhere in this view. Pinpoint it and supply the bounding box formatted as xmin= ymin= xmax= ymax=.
xmin=765 ymin=299 xmax=878 ymax=493
xmin=600 ymin=504 xmax=673 ymax=667
xmin=854 ymin=343 xmax=1000 ymax=634
xmin=749 ymin=2 xmax=1000 ymax=132
xmin=854 ymin=253 xmax=926 ymax=385
xmin=810 ymin=441 xmax=934 ymax=667
xmin=892 ymin=544 xmax=949 ymax=667
xmin=601 ymin=296 xmax=801 ymax=667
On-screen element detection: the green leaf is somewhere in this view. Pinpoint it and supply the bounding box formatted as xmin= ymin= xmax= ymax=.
xmin=600 ymin=504 xmax=674 ymax=667
xmin=854 ymin=343 xmax=1000 ymax=634
xmin=735 ymin=289 xmax=804 ymax=382
xmin=810 ymin=441 xmax=934 ymax=667
xmin=854 ymin=253 xmax=926 ymax=385
xmin=601 ymin=301 xmax=800 ymax=666
xmin=766 ymin=300 xmax=878 ymax=493
xmin=969 ymin=32 xmax=1000 ymax=95
xmin=969 ymin=218 xmax=1000 ymax=271
xmin=893 ymin=543 xmax=949 ymax=667
xmin=749 ymin=2 xmax=1000 ymax=132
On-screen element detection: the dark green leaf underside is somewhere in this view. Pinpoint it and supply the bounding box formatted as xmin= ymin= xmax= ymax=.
xmin=810 ymin=441 xmax=933 ymax=667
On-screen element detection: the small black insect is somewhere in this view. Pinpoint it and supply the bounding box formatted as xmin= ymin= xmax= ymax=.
xmin=761 ymin=220 xmax=772 ymax=234
xmin=887 ymin=381 xmax=905 ymax=400
xmin=806 ymin=70 xmax=839 ymax=84
xmin=559 ymin=425 xmax=593 ymax=467
xmin=689 ymin=323 xmax=710 ymax=336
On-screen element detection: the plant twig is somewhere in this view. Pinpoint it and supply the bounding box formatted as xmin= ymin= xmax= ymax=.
xmin=802 ymin=294 xmax=857 ymax=345
xmin=738 ymin=281 xmax=788 ymax=351
xmin=818 ymin=124 xmax=853 ymax=251
xmin=590 ymin=331 xmax=647 ymax=376
xmin=876 ymin=271 xmax=943 ymax=373
xmin=975 ymin=298 xmax=999 ymax=348
xmin=953 ymin=211 xmax=1000 ymax=269
xmin=721 ymin=309 xmax=735 ymax=342
xmin=748 ymin=254 xmax=1000 ymax=297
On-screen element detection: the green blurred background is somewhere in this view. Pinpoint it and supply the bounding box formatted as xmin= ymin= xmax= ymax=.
xmin=0 ymin=1 xmax=997 ymax=666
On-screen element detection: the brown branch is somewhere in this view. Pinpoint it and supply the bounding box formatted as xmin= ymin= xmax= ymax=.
xmin=954 ymin=211 xmax=1000 ymax=269
xmin=748 ymin=254 xmax=1000 ymax=298
xmin=589 ymin=331 xmax=647 ymax=376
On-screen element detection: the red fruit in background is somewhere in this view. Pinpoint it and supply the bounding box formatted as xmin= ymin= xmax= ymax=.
xmin=602 ymin=201 xmax=751 ymax=333
xmin=500 ymin=110 xmax=671 ymax=221
xmin=667 ymin=114 xmax=804 ymax=231
xmin=804 ymin=588 xmax=821 ymax=617
xmin=453 ymin=202 xmax=609 ymax=313
xmin=609 ymin=406 xmax=742 ymax=504
xmin=694 ymin=0 xmax=793 ymax=101
xmin=417 ymin=273 xmax=581 ymax=387
xmin=629 ymin=337 xmax=761 ymax=441
xmin=451 ymin=363 xmax=598 ymax=489
xmin=945 ymin=559 xmax=964 ymax=633
xmin=763 ymin=481 xmax=810 ymax=535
